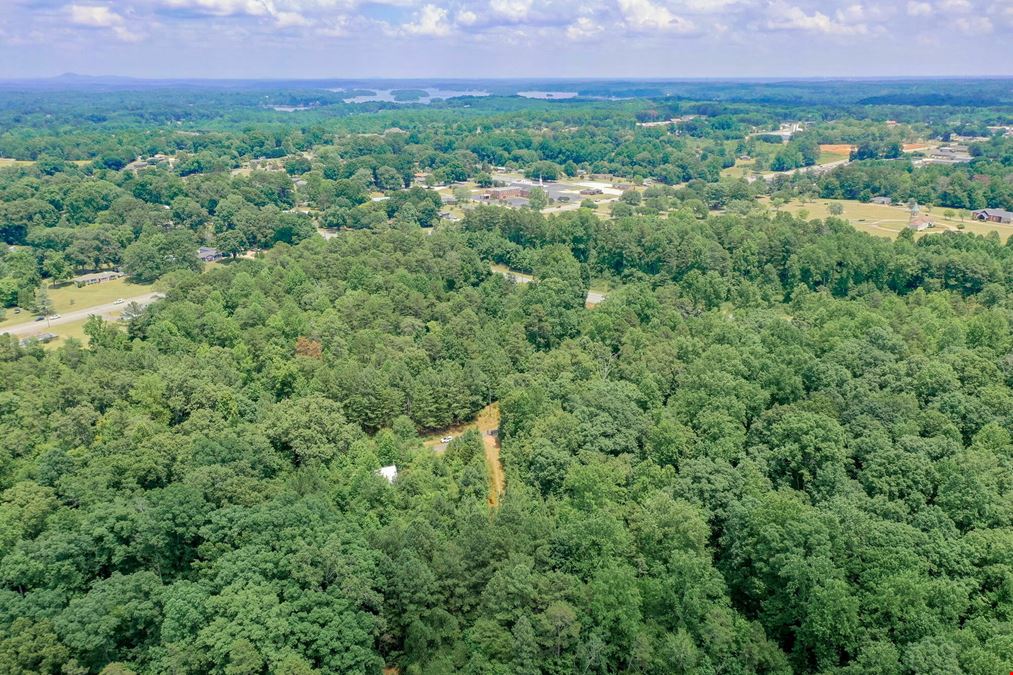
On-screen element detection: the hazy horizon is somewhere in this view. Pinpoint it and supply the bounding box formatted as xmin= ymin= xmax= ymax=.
xmin=1 ymin=0 xmax=1010 ymax=80
xmin=6 ymin=73 xmax=1013 ymax=83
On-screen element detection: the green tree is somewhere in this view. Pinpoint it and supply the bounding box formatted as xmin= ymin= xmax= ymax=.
xmin=33 ymin=285 xmax=54 ymax=317
xmin=527 ymin=187 xmax=548 ymax=211
xmin=122 ymin=231 xmax=202 ymax=282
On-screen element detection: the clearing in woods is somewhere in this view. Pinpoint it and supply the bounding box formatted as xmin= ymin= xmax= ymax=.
xmin=476 ymin=403 xmax=505 ymax=507
xmin=818 ymin=144 xmax=854 ymax=164
xmin=422 ymin=402 xmax=505 ymax=506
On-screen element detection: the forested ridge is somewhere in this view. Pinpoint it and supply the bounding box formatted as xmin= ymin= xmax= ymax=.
xmin=2 ymin=202 xmax=1012 ymax=673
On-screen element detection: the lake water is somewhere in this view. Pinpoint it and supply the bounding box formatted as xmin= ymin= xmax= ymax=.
xmin=517 ymin=91 xmax=579 ymax=100
xmin=334 ymin=88 xmax=490 ymax=104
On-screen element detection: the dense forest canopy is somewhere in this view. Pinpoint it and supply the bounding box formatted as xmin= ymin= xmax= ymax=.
xmin=0 ymin=79 xmax=1011 ymax=674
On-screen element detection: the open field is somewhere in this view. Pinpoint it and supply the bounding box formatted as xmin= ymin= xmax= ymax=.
xmin=819 ymin=144 xmax=856 ymax=155
xmin=818 ymin=144 xmax=854 ymax=164
xmin=0 ymin=276 xmax=153 ymax=331
xmin=44 ymin=317 xmax=93 ymax=348
xmin=14 ymin=313 xmax=129 ymax=351
xmin=46 ymin=277 xmax=152 ymax=312
xmin=721 ymin=158 xmax=757 ymax=179
xmin=2 ymin=292 xmax=161 ymax=338
xmin=724 ymin=146 xmax=853 ymax=181
xmin=766 ymin=198 xmax=1013 ymax=238
xmin=0 ymin=158 xmax=35 ymax=168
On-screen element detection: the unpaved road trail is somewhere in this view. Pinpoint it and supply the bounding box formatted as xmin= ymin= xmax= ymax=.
xmin=491 ymin=264 xmax=607 ymax=307
xmin=421 ymin=402 xmax=506 ymax=507
xmin=477 ymin=403 xmax=505 ymax=507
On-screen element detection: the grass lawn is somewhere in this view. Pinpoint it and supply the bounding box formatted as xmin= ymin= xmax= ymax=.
xmin=766 ymin=198 xmax=1013 ymax=239
xmin=46 ymin=277 xmax=153 ymax=311
xmin=721 ymin=158 xmax=757 ymax=179
xmin=0 ymin=158 xmax=35 ymax=168
xmin=817 ymin=150 xmax=850 ymax=164
xmin=39 ymin=314 xmax=128 ymax=350
xmin=40 ymin=317 xmax=90 ymax=350
xmin=0 ymin=276 xmax=153 ymax=331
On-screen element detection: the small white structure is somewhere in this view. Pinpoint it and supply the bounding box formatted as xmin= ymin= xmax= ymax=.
xmin=377 ymin=465 xmax=398 ymax=484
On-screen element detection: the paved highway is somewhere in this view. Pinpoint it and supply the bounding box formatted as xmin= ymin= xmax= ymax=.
xmin=1 ymin=292 xmax=163 ymax=338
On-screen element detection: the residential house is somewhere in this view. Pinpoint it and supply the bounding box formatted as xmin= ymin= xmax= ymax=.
xmin=971 ymin=208 xmax=1013 ymax=224
xmin=870 ymin=196 xmax=893 ymax=205
xmin=908 ymin=216 xmax=934 ymax=232
xmin=377 ymin=465 xmax=398 ymax=484
xmin=197 ymin=247 xmax=223 ymax=262
xmin=74 ymin=271 xmax=123 ymax=286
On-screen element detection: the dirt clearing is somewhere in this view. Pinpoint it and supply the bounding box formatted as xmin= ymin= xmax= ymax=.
xmin=477 ymin=404 xmax=505 ymax=507
xmin=421 ymin=403 xmax=506 ymax=506
xmin=819 ymin=144 xmax=856 ymax=154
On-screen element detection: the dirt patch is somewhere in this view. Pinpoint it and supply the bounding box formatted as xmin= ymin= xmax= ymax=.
xmin=819 ymin=144 xmax=856 ymax=154
xmin=421 ymin=403 xmax=506 ymax=506
xmin=422 ymin=417 xmax=480 ymax=453
xmin=479 ymin=404 xmax=505 ymax=507
xmin=903 ymin=143 xmax=931 ymax=152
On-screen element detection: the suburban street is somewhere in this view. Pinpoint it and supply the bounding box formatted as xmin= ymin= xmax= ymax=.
xmin=1 ymin=292 xmax=163 ymax=338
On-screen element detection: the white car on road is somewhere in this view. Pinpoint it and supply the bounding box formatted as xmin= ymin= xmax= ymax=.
xmin=440 ymin=436 xmax=454 ymax=443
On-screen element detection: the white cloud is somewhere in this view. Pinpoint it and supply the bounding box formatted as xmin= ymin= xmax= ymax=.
xmin=763 ymin=2 xmax=868 ymax=34
xmin=35 ymin=0 xmax=999 ymax=55
xmin=954 ymin=15 xmax=992 ymax=32
xmin=618 ymin=0 xmax=695 ymax=32
xmin=992 ymin=0 xmax=1013 ymax=27
xmin=489 ymin=0 xmax=534 ymax=20
xmin=160 ymin=0 xmax=272 ymax=17
xmin=566 ymin=16 xmax=603 ymax=39
xmin=403 ymin=4 xmax=452 ymax=35
xmin=318 ymin=15 xmax=351 ymax=35
xmin=681 ymin=0 xmax=751 ymax=11
xmin=67 ymin=4 xmax=142 ymax=41
xmin=160 ymin=0 xmax=335 ymax=28
xmin=938 ymin=0 xmax=972 ymax=11
xmin=275 ymin=10 xmax=311 ymax=27
xmin=835 ymin=3 xmax=865 ymax=21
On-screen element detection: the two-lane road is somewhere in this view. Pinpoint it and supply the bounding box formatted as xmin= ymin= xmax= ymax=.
xmin=1 ymin=292 xmax=163 ymax=338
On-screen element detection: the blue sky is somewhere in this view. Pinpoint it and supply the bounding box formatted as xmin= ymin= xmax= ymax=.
xmin=0 ymin=0 xmax=1010 ymax=78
